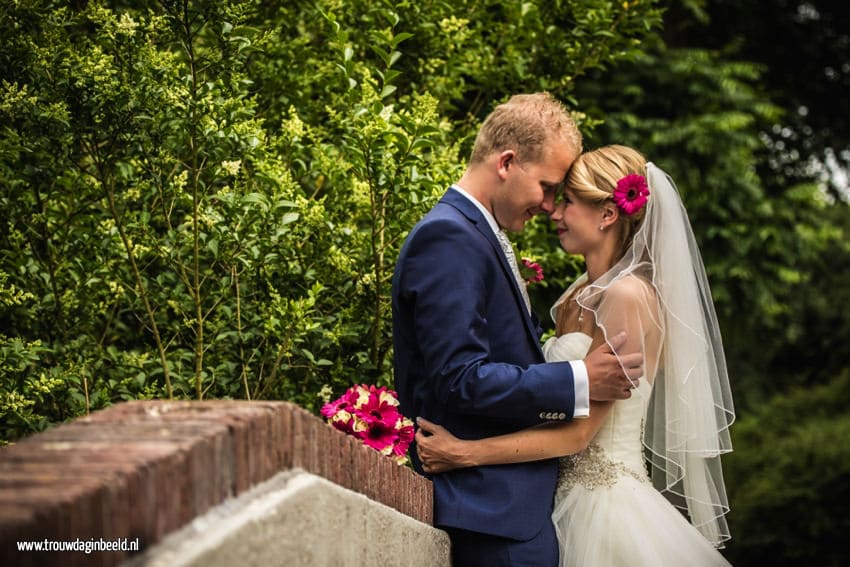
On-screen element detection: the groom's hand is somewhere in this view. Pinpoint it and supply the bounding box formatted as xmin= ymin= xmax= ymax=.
xmin=584 ymin=332 xmax=643 ymax=401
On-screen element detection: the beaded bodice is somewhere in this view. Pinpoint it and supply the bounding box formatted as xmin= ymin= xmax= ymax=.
xmin=543 ymin=333 xmax=652 ymax=492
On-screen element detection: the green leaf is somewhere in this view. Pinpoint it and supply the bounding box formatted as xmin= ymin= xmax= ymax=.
xmin=390 ymin=32 xmax=413 ymax=48
xmin=281 ymin=212 xmax=300 ymax=225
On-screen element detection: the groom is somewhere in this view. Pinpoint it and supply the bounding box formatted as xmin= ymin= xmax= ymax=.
xmin=392 ymin=93 xmax=643 ymax=566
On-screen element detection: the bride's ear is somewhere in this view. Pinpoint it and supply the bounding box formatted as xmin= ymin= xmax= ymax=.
xmin=600 ymin=202 xmax=620 ymax=230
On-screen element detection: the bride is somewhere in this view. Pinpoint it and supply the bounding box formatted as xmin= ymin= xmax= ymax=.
xmin=416 ymin=145 xmax=735 ymax=566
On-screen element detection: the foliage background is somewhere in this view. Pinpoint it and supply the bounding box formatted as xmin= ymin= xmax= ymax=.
xmin=1 ymin=0 xmax=847 ymax=564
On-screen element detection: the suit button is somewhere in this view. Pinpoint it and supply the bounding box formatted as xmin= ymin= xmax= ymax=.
xmin=546 ymin=412 xmax=555 ymax=420
xmin=539 ymin=412 xmax=546 ymax=419
xmin=558 ymin=412 xmax=567 ymax=420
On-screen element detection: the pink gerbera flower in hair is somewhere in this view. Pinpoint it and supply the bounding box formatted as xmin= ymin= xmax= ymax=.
xmin=613 ymin=174 xmax=650 ymax=216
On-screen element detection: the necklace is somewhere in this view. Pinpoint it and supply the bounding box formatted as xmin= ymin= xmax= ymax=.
xmin=573 ymin=280 xmax=592 ymax=325
xmin=575 ymin=298 xmax=585 ymax=324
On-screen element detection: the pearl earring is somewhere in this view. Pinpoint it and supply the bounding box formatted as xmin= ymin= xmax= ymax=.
xmin=599 ymin=224 xmax=605 ymax=231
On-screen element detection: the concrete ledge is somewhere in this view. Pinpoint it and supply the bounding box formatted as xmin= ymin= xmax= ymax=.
xmin=123 ymin=470 xmax=450 ymax=567
xmin=0 ymin=401 xmax=435 ymax=566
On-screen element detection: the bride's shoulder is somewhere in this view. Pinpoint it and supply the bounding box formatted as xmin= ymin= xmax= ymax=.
xmin=598 ymin=276 xmax=662 ymax=332
xmin=602 ymin=275 xmax=657 ymax=308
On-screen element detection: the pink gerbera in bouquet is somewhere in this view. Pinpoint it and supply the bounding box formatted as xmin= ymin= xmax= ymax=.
xmin=321 ymin=384 xmax=415 ymax=465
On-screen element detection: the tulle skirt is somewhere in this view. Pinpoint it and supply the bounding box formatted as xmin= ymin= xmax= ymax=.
xmin=553 ymin=474 xmax=731 ymax=566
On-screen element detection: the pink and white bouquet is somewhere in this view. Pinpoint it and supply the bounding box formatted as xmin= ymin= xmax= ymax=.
xmin=320 ymin=384 xmax=415 ymax=465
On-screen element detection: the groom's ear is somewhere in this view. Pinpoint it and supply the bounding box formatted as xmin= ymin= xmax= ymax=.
xmin=497 ymin=150 xmax=516 ymax=179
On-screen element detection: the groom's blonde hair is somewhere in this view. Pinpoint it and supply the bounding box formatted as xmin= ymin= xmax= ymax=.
xmin=469 ymin=92 xmax=583 ymax=165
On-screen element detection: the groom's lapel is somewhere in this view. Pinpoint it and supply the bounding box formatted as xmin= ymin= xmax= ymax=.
xmin=440 ymin=189 xmax=511 ymax=273
xmin=440 ymin=189 xmax=545 ymax=351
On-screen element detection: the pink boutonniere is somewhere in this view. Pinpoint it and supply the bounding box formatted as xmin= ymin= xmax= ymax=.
xmin=520 ymin=258 xmax=544 ymax=284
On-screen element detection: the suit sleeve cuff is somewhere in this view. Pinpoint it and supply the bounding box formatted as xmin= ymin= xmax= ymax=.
xmin=569 ymin=360 xmax=590 ymax=418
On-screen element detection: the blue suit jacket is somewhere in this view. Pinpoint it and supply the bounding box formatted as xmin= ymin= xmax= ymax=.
xmin=392 ymin=188 xmax=576 ymax=541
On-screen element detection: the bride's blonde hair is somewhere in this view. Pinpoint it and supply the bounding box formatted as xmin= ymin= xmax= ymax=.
xmin=565 ymin=144 xmax=648 ymax=263
xmin=556 ymin=145 xmax=649 ymax=336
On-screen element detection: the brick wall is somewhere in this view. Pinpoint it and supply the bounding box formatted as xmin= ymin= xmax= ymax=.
xmin=0 ymin=400 xmax=433 ymax=567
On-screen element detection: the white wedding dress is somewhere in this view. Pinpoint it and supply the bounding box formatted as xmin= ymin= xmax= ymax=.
xmin=544 ymin=332 xmax=732 ymax=566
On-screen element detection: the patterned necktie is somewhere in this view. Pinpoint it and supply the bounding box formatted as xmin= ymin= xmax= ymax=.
xmin=495 ymin=229 xmax=532 ymax=315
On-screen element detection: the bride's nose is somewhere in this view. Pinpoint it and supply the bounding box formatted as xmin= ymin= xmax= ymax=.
xmin=549 ymin=201 xmax=565 ymax=221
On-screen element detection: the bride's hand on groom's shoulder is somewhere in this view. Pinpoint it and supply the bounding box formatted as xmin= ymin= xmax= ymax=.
xmin=585 ymin=332 xmax=643 ymax=402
